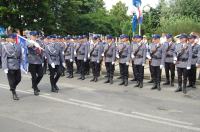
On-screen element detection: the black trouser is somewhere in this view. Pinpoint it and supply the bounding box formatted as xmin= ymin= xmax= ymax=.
xmin=7 ymin=69 xmax=21 ymax=91
xmin=132 ymin=61 xmax=136 ymax=79
xmin=188 ymin=65 xmax=196 ymax=85
xmin=0 ymin=57 xmax=2 ymax=68
xmin=29 ymin=64 xmax=44 ymax=90
xmin=85 ymin=59 xmax=90 ymax=74
xmin=43 ymin=58 xmax=47 ymax=74
xmin=65 ymin=60 xmax=73 ymax=76
xmin=105 ymin=62 xmax=115 ymax=79
xmin=91 ymin=61 xmax=100 ymax=78
xmin=149 ymin=62 xmax=153 ymax=80
xmin=79 ymin=60 xmax=85 ymax=77
xmin=75 ymin=57 xmax=80 ymax=73
xmin=177 ymin=68 xmax=188 ymax=87
xmin=134 ymin=65 xmax=144 ymax=82
xmin=49 ymin=64 xmax=62 ymax=88
xmin=152 ymin=66 xmax=161 ymax=84
xmin=119 ymin=63 xmax=122 ymax=77
xmin=120 ymin=63 xmax=129 ymax=81
xmin=164 ymin=62 xmax=175 ymax=82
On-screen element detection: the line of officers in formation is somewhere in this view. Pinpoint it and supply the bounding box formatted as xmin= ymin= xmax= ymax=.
xmin=0 ymin=31 xmax=200 ymax=100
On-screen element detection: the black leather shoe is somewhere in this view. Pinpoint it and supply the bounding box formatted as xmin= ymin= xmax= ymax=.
xmin=131 ymin=78 xmax=137 ymax=81
xmin=192 ymin=85 xmax=196 ymax=89
xmin=157 ymin=84 xmax=161 ymax=91
xmin=139 ymin=82 xmax=143 ymax=88
xmin=81 ymin=76 xmax=85 ymax=80
xmin=151 ymin=84 xmax=157 ymax=90
xmin=55 ymin=85 xmax=59 ymax=90
xmin=117 ymin=76 xmax=122 ymax=79
xmin=134 ymin=82 xmax=140 ymax=87
xmin=148 ymin=80 xmax=154 ymax=83
xmin=119 ymin=81 xmax=125 ymax=85
xmin=187 ymin=84 xmax=192 ymax=88
xmin=124 ymin=80 xmax=128 ymax=86
xmin=171 ymin=82 xmax=174 ymax=87
xmin=90 ymin=78 xmax=95 ymax=82
xmin=94 ymin=77 xmax=98 ymax=82
xmin=51 ymin=87 xmax=57 ymax=93
xmin=34 ymin=90 xmax=39 ymax=96
xmin=104 ymin=80 xmax=110 ymax=83
xmin=12 ymin=91 xmax=19 ymax=100
xmin=163 ymin=81 xmax=170 ymax=85
xmin=67 ymin=75 xmax=71 ymax=78
xmin=110 ymin=79 xmax=113 ymax=84
xmin=175 ymin=86 xmax=182 ymax=92
xmin=183 ymin=87 xmax=187 ymax=94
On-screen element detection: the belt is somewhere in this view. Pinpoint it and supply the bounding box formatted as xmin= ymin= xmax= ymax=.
xmin=192 ymin=55 xmax=197 ymax=59
xmin=92 ymin=55 xmax=98 ymax=57
xmin=152 ymin=55 xmax=161 ymax=59
xmin=106 ymin=55 xmax=113 ymax=58
xmin=135 ymin=55 xmax=143 ymax=58
xmin=7 ymin=57 xmax=19 ymax=59
xmin=166 ymin=54 xmax=173 ymax=57
xmin=179 ymin=58 xmax=188 ymax=62
xmin=121 ymin=55 xmax=127 ymax=58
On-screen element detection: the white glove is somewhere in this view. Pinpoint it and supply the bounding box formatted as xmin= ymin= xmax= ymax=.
xmin=74 ymin=51 xmax=76 ymax=56
xmin=84 ymin=58 xmax=87 ymax=62
xmin=131 ymin=54 xmax=135 ymax=59
xmin=88 ymin=54 xmax=90 ymax=58
xmin=187 ymin=67 xmax=191 ymax=70
xmin=146 ymin=55 xmax=151 ymax=60
xmin=112 ymin=62 xmax=115 ymax=65
xmin=142 ymin=63 xmax=145 ymax=66
xmin=62 ymin=63 xmax=66 ymax=68
xmin=4 ymin=69 xmax=8 ymax=74
xmin=116 ymin=54 xmax=119 ymax=59
xmin=160 ymin=65 xmax=164 ymax=69
xmin=173 ymin=57 xmax=177 ymax=61
xmin=70 ymin=59 xmax=73 ymax=62
xmin=97 ymin=60 xmax=100 ymax=63
xmin=42 ymin=63 xmax=44 ymax=67
xmin=51 ymin=63 xmax=55 ymax=68
xmin=173 ymin=60 xmax=177 ymax=64
xmin=101 ymin=53 xmax=104 ymax=57
xmin=126 ymin=62 xmax=129 ymax=66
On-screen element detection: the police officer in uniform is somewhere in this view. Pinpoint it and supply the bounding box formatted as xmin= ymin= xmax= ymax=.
xmin=45 ymin=35 xmax=65 ymax=93
xmin=174 ymin=34 xmax=192 ymax=94
xmin=131 ymin=36 xmax=137 ymax=81
xmin=187 ymin=34 xmax=199 ymax=88
xmin=103 ymin=35 xmax=116 ymax=84
xmin=2 ymin=34 xmax=22 ymax=100
xmin=149 ymin=34 xmax=165 ymax=91
xmin=0 ymin=35 xmax=7 ymax=69
xmin=131 ymin=35 xmax=147 ymax=88
xmin=64 ymin=35 xmax=74 ymax=78
xmin=76 ymin=36 xmax=88 ymax=80
xmin=90 ymin=35 xmax=103 ymax=82
xmin=118 ymin=34 xmax=131 ymax=86
xmin=162 ymin=34 xmax=176 ymax=86
xmin=27 ymin=31 xmax=44 ymax=96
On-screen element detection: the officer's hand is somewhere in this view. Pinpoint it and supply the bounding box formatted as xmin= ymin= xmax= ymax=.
xmin=101 ymin=53 xmax=104 ymax=57
xmin=97 ymin=60 xmax=100 ymax=63
xmin=42 ymin=63 xmax=44 ymax=67
xmin=126 ymin=62 xmax=129 ymax=66
xmin=160 ymin=65 xmax=164 ymax=69
xmin=142 ymin=63 xmax=145 ymax=66
xmin=116 ymin=54 xmax=119 ymax=59
xmin=70 ymin=59 xmax=73 ymax=62
xmin=84 ymin=58 xmax=87 ymax=62
xmin=173 ymin=60 xmax=177 ymax=64
xmin=74 ymin=51 xmax=76 ymax=56
xmin=131 ymin=54 xmax=135 ymax=59
xmin=187 ymin=67 xmax=191 ymax=70
xmin=51 ymin=63 xmax=55 ymax=68
xmin=4 ymin=69 xmax=8 ymax=74
xmin=62 ymin=63 xmax=66 ymax=68
xmin=88 ymin=54 xmax=90 ymax=58
xmin=112 ymin=62 xmax=115 ymax=65
xmin=173 ymin=57 xmax=177 ymax=61
xmin=146 ymin=55 xmax=151 ymax=60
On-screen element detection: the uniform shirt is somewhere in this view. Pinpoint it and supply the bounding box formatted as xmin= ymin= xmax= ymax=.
xmin=174 ymin=43 xmax=192 ymax=68
xmin=76 ymin=42 xmax=88 ymax=60
xmin=163 ymin=42 xmax=176 ymax=63
xmin=104 ymin=42 xmax=116 ymax=63
xmin=64 ymin=42 xmax=74 ymax=60
xmin=45 ymin=42 xmax=64 ymax=65
xmin=118 ymin=42 xmax=131 ymax=64
xmin=27 ymin=39 xmax=44 ymax=64
xmin=90 ymin=42 xmax=103 ymax=62
xmin=149 ymin=43 xmax=165 ymax=66
xmin=2 ymin=42 xmax=22 ymax=70
xmin=190 ymin=43 xmax=200 ymax=65
xmin=132 ymin=42 xmax=147 ymax=65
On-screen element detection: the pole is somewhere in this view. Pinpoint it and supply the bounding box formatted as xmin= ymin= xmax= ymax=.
xmin=139 ymin=24 xmax=141 ymax=36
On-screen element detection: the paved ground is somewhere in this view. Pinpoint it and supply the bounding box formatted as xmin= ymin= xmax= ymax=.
xmin=0 ymin=70 xmax=200 ymax=132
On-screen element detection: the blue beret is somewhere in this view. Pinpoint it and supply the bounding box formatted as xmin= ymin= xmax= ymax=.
xmin=152 ymin=34 xmax=161 ymax=39
xmin=120 ymin=34 xmax=129 ymax=39
xmin=166 ymin=34 xmax=173 ymax=39
xmin=8 ymin=33 xmax=17 ymax=39
xmin=93 ymin=35 xmax=100 ymax=40
xmin=179 ymin=34 xmax=188 ymax=39
xmin=106 ymin=35 xmax=113 ymax=39
xmin=134 ymin=34 xmax=143 ymax=39
xmin=82 ymin=35 xmax=87 ymax=39
xmin=78 ymin=35 xmax=83 ymax=39
xmin=188 ymin=34 xmax=197 ymax=39
xmin=30 ymin=31 xmax=39 ymax=36
xmin=57 ymin=35 xmax=64 ymax=39
xmin=65 ymin=35 xmax=71 ymax=40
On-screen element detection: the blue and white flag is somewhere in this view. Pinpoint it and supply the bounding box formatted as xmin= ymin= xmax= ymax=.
xmin=16 ymin=35 xmax=29 ymax=74
xmin=132 ymin=15 xmax=138 ymax=32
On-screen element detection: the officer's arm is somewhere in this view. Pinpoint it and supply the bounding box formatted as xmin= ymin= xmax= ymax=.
xmin=2 ymin=45 xmax=8 ymax=70
xmin=143 ymin=46 xmax=147 ymax=65
xmin=59 ymin=47 xmax=65 ymax=63
xmin=44 ymin=46 xmax=52 ymax=64
xmin=97 ymin=45 xmax=101 ymax=61
xmin=161 ymin=45 xmax=166 ymax=66
xmin=71 ymin=44 xmax=74 ymax=59
xmin=187 ymin=46 xmax=192 ymax=68
xmin=112 ymin=44 xmax=116 ymax=62
xmin=84 ymin=44 xmax=88 ymax=59
xmin=127 ymin=45 xmax=131 ymax=62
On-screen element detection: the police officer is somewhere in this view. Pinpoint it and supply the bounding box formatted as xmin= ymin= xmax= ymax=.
xmin=174 ymin=34 xmax=192 ymax=94
xmin=64 ymin=35 xmax=74 ymax=78
xmin=162 ymin=34 xmax=176 ymax=86
xmin=2 ymin=34 xmax=22 ymax=100
xmin=132 ymin=35 xmax=147 ymax=88
xmin=118 ymin=34 xmax=131 ymax=86
xmin=0 ymin=35 xmax=7 ymax=69
xmin=131 ymin=36 xmax=137 ymax=81
xmin=84 ymin=35 xmax=91 ymax=75
xmin=76 ymin=36 xmax=88 ymax=80
xmin=45 ymin=35 xmax=65 ymax=93
xmin=103 ymin=35 xmax=116 ymax=84
xmin=90 ymin=35 xmax=103 ymax=82
xmin=27 ymin=31 xmax=44 ymax=96
xmin=149 ymin=34 xmax=165 ymax=91
xmin=187 ymin=34 xmax=199 ymax=88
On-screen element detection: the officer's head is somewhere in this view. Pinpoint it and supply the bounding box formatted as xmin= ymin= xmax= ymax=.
xmin=121 ymin=34 xmax=129 ymax=43
xmin=179 ymin=34 xmax=188 ymax=43
xmin=188 ymin=34 xmax=197 ymax=44
xmin=49 ymin=35 xmax=56 ymax=42
xmin=152 ymin=34 xmax=161 ymax=44
xmin=106 ymin=35 xmax=113 ymax=43
xmin=93 ymin=35 xmax=100 ymax=43
xmin=30 ymin=31 xmax=39 ymax=40
xmin=82 ymin=35 xmax=88 ymax=42
xmin=166 ymin=34 xmax=173 ymax=42
xmin=78 ymin=35 xmax=83 ymax=43
xmin=7 ymin=33 xmax=17 ymax=43
xmin=134 ymin=35 xmax=143 ymax=43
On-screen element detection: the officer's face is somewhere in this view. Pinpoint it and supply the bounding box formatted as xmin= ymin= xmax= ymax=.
xmin=152 ymin=38 xmax=160 ymax=44
xmin=30 ymin=35 xmax=37 ymax=40
xmin=166 ymin=38 xmax=172 ymax=42
xmin=180 ymin=38 xmax=187 ymax=43
xmin=136 ymin=38 xmax=142 ymax=43
xmin=188 ymin=38 xmax=195 ymax=44
xmin=107 ymin=39 xmax=112 ymax=43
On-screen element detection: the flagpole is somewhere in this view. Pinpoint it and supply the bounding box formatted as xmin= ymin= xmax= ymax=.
xmin=139 ymin=24 xmax=141 ymax=35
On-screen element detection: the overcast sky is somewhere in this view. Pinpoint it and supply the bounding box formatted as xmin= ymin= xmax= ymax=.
xmin=104 ymin=0 xmax=159 ymax=15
